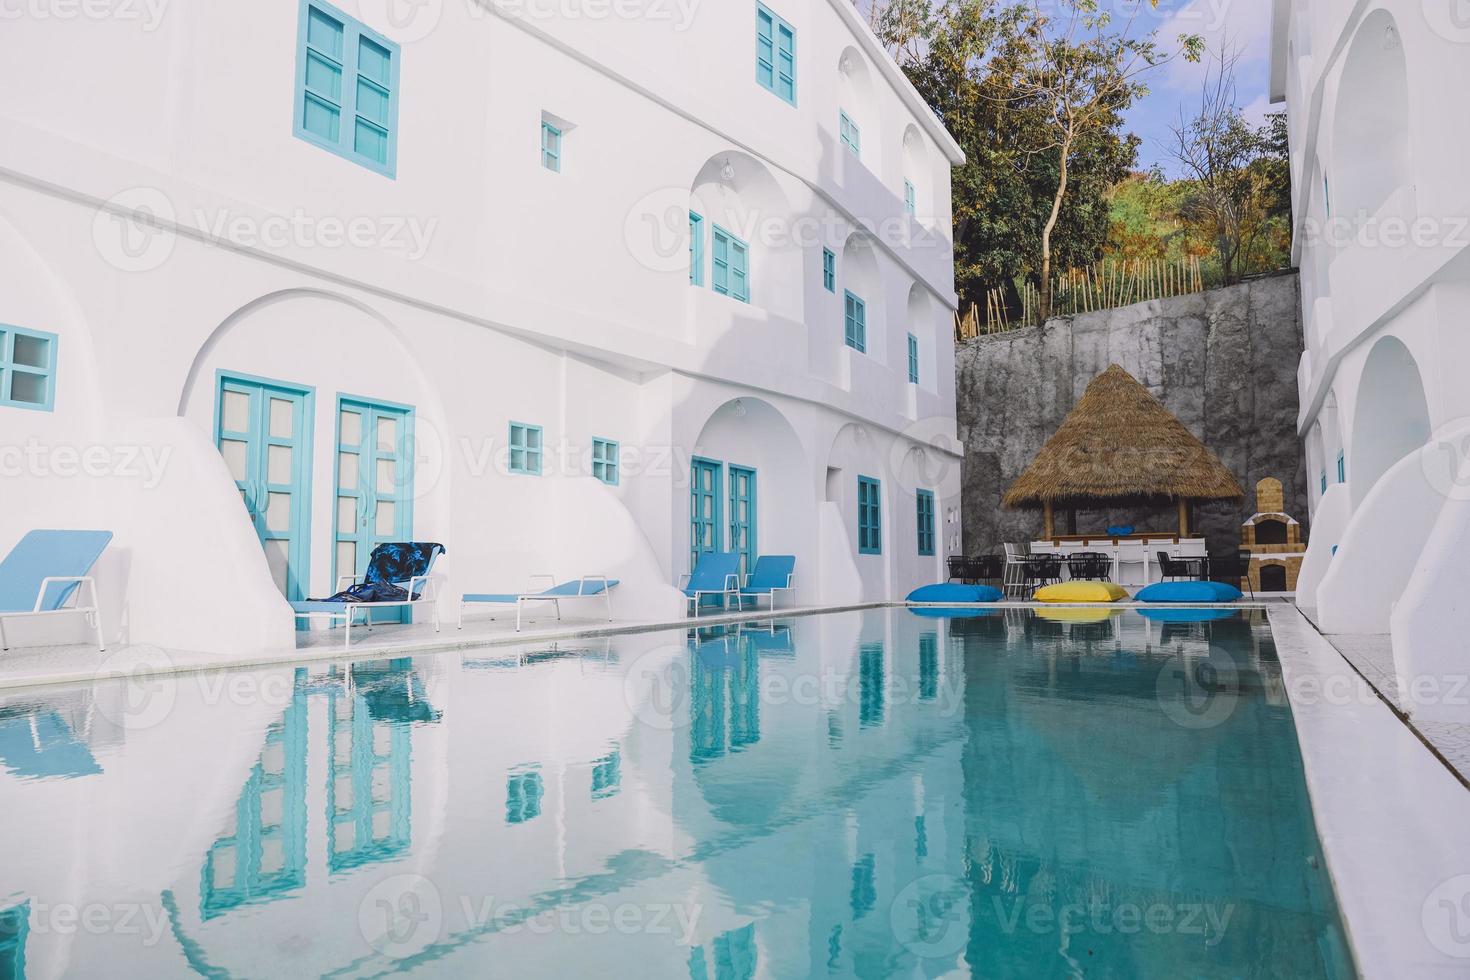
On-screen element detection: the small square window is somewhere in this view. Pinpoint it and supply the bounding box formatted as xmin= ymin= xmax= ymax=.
xmin=541 ymin=120 xmax=562 ymax=173
xmin=509 ymin=423 xmax=543 ymax=475
xmin=0 ymin=326 xmax=57 ymax=411
xmin=592 ymin=438 xmax=619 ymax=486
xmin=839 ymin=111 xmax=861 ymax=158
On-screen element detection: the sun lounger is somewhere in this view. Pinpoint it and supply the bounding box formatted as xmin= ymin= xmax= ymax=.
xmin=460 ymin=575 xmax=618 ymax=631
xmin=0 ymin=530 xmax=112 ymax=653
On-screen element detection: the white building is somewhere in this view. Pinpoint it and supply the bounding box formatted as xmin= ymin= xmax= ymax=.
xmin=1271 ymin=0 xmax=1470 ymax=721
xmin=0 ymin=0 xmax=965 ymax=656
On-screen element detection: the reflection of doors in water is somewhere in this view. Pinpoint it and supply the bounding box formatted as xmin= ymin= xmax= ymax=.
xmin=728 ymin=465 xmax=757 ymax=579
xmin=216 ymin=374 xmax=314 ymax=601
xmin=335 ymin=397 xmax=415 ymax=622
xmin=1259 ymin=564 xmax=1288 ymax=592
xmin=690 ymin=457 xmax=723 ymax=568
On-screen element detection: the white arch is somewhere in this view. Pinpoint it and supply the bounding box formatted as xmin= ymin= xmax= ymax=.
xmin=1331 ymin=10 xmax=1412 ymax=222
xmin=1349 ymin=334 xmax=1431 ymax=510
xmin=841 ymin=232 xmax=884 ymax=357
xmin=690 ymin=151 xmax=800 ymax=318
xmin=901 ymin=123 xmax=930 ymax=220
xmin=837 ymin=45 xmax=881 ymax=173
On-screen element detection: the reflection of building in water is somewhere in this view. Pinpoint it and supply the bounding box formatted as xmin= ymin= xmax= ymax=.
xmin=326 ymin=660 xmax=419 ymax=873
xmin=687 ymin=923 xmax=757 ymax=980
xmin=690 ymin=627 xmax=761 ymax=764
xmin=0 ymin=901 xmax=27 ymax=978
xmin=202 ymin=669 xmax=309 ymax=917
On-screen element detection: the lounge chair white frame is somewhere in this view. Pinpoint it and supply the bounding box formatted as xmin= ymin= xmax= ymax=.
xmin=737 ymin=572 xmax=795 ymax=612
xmin=679 ymin=572 xmax=740 ymax=617
xmin=0 ymin=576 xmax=106 ymax=653
xmin=294 ymin=573 xmax=441 ymax=650
xmin=458 ymin=574 xmax=616 ymax=632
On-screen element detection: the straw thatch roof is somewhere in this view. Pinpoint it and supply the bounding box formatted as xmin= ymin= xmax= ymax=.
xmin=1003 ymin=364 xmax=1244 ymax=508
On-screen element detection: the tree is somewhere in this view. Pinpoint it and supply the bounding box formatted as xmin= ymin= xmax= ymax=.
xmin=1001 ymin=0 xmax=1202 ymax=317
xmin=868 ymin=0 xmax=1146 ymax=316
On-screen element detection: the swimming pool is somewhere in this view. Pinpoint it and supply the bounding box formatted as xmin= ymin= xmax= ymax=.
xmin=0 ymin=608 xmax=1355 ymax=977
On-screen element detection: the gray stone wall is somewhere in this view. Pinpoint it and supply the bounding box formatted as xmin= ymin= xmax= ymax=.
xmin=955 ymin=270 xmax=1305 ymax=557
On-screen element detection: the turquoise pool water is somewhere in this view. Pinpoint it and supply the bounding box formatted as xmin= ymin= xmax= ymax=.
xmin=0 ymin=608 xmax=1354 ymax=977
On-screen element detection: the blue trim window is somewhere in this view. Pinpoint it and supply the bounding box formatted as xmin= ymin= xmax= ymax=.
xmin=916 ymin=489 xmax=935 ymax=556
xmin=904 ymin=180 xmax=916 ymax=216
xmin=839 ymin=111 xmax=861 ymax=158
xmin=294 ymin=0 xmax=399 ymax=177
xmin=509 ymin=423 xmax=543 ymax=475
xmin=506 ymin=767 xmax=544 ymax=824
xmin=756 ymin=3 xmax=796 ymax=105
xmin=592 ymin=438 xmax=619 ymax=485
xmin=712 ymin=225 xmax=750 ymax=303
xmin=857 ymin=476 xmax=881 ymax=555
xmin=0 ymin=326 xmax=57 ymax=411
xmin=1336 ymin=451 xmax=1346 ymax=484
xmin=690 ymin=212 xmax=705 ymax=286
xmin=1323 ymin=174 xmax=1331 ymax=216
xmin=844 ymin=291 xmax=866 ymax=353
xmin=1320 ymin=471 xmax=1327 ymax=495
xmin=822 ymin=247 xmax=836 ymax=292
xmin=541 ymin=121 xmax=562 ymax=172
xmin=907 ymin=333 xmax=919 ymax=384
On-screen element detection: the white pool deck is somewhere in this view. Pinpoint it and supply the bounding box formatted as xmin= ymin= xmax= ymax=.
xmin=1 ymin=599 xmax=1467 ymax=975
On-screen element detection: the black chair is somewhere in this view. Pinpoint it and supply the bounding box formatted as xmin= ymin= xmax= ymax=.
xmin=1206 ymin=549 xmax=1254 ymax=598
xmin=946 ymin=555 xmax=972 ymax=582
xmin=1157 ymin=551 xmax=1206 ymax=582
xmin=1067 ymin=552 xmax=1112 ymax=581
xmin=972 ymin=554 xmax=1003 ymax=583
xmin=1022 ymin=554 xmax=1063 ymax=595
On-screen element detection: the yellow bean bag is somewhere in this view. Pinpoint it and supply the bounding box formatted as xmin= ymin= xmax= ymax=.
xmin=1033 ymin=581 xmax=1129 ymax=603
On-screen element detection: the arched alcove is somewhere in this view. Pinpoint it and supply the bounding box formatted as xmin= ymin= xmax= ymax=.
xmin=1331 ymin=10 xmax=1412 ymax=222
xmin=901 ymin=123 xmax=930 ymax=220
xmin=690 ymin=151 xmax=800 ymax=319
xmin=840 ymin=233 xmax=884 ymax=357
xmin=905 ymin=283 xmax=933 ymax=385
xmin=837 ymin=46 xmax=881 ymax=173
xmin=1349 ymin=335 xmax=1431 ymax=510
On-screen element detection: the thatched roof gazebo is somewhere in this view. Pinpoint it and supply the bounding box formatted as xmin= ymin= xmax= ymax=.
xmin=1003 ymin=364 xmax=1243 ymax=538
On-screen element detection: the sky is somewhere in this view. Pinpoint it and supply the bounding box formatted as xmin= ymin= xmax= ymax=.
xmin=856 ymin=0 xmax=1277 ymax=176
xmin=1119 ymin=0 xmax=1275 ymax=173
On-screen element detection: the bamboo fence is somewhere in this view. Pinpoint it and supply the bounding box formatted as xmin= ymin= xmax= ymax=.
xmin=955 ymin=256 xmax=1205 ymax=341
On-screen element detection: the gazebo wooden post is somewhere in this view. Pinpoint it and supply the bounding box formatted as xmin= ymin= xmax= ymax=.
xmin=1178 ymin=497 xmax=1189 ymax=538
xmin=1043 ymin=500 xmax=1055 ymax=539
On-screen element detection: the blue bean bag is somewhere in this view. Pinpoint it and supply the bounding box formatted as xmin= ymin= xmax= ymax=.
xmin=1136 ymin=607 xmax=1238 ymax=623
xmin=1135 ymin=581 xmax=1243 ymax=603
xmin=906 ymin=583 xmax=1003 ymax=603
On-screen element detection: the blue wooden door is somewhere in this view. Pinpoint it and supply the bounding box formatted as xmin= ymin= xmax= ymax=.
xmin=217 ymin=375 xmax=313 ymax=601
xmin=728 ymin=465 xmax=757 ymax=580
xmin=335 ymin=397 xmax=415 ymax=622
xmin=690 ymin=457 xmax=723 ymax=570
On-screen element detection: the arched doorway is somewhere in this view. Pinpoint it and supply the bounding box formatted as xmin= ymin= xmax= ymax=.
xmin=1349 ymin=335 xmax=1430 ymax=509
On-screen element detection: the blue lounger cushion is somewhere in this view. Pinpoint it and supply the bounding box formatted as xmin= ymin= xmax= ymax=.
xmin=0 ymin=529 xmax=113 ymax=613
xmin=906 ymin=583 xmax=1003 ymax=603
xmin=1136 ymin=581 xmax=1243 ymax=603
xmin=464 ymin=580 xmax=619 ymax=604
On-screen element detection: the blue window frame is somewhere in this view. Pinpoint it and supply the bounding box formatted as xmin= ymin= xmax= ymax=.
xmin=506 ymin=766 xmax=544 ymax=824
xmin=1320 ymin=471 xmax=1327 ymax=495
xmin=844 ymin=291 xmax=866 ymax=353
xmin=904 ymin=180 xmax=917 ymax=216
xmin=907 ymin=333 xmax=919 ymax=384
xmin=712 ymin=225 xmax=750 ymax=303
xmin=591 ymin=749 xmax=621 ymax=800
xmin=541 ymin=120 xmax=562 ymax=172
xmin=592 ymin=438 xmax=619 ymax=485
xmin=1336 ymin=451 xmax=1345 ymax=484
xmin=689 ymin=212 xmax=705 ymax=286
xmin=0 ymin=325 xmax=58 ymax=411
xmin=509 ymin=423 xmax=543 ymax=475
xmin=857 ymin=476 xmax=881 ymax=555
xmin=294 ymin=0 xmax=399 ymax=177
xmin=822 ymin=247 xmax=836 ymax=292
xmin=1323 ymin=174 xmax=1331 ymax=216
xmin=839 ymin=111 xmax=861 ymax=158
xmin=915 ymin=489 xmax=935 ymax=556
xmin=756 ymin=3 xmax=796 ymax=105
